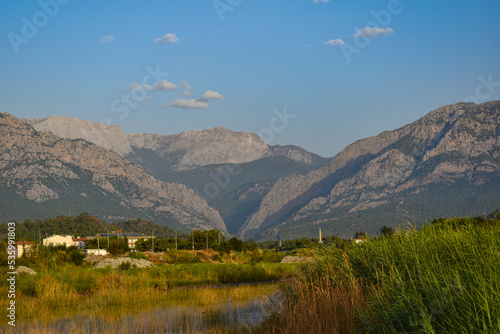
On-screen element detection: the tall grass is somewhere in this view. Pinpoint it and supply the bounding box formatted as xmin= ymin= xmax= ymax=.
xmin=260 ymin=219 xmax=500 ymax=333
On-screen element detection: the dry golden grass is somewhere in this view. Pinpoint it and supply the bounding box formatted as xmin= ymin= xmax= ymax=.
xmin=259 ymin=275 xmax=366 ymax=334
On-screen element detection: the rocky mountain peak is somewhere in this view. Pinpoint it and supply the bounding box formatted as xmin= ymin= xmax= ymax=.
xmin=128 ymin=127 xmax=271 ymax=170
xmin=24 ymin=115 xmax=133 ymax=157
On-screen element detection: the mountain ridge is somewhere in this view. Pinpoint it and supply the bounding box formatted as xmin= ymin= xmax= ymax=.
xmin=239 ymin=101 xmax=500 ymax=240
xmin=1 ymin=113 xmax=227 ymax=233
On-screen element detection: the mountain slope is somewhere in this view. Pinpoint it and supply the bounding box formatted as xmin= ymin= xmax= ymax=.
xmin=0 ymin=113 xmax=226 ymax=232
xmin=26 ymin=117 xmax=330 ymax=235
xmin=240 ymin=101 xmax=500 ymax=240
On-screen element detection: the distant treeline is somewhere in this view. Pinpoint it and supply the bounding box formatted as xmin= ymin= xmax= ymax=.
xmin=0 ymin=212 xmax=184 ymax=241
xmin=0 ymin=211 xmax=399 ymax=252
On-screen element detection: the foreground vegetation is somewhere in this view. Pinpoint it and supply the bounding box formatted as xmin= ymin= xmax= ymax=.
xmin=0 ymin=261 xmax=293 ymax=327
xmin=260 ymin=217 xmax=500 ymax=333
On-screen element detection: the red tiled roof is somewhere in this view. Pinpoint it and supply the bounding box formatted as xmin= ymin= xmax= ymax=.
xmin=73 ymin=238 xmax=87 ymax=242
xmin=15 ymin=241 xmax=34 ymax=245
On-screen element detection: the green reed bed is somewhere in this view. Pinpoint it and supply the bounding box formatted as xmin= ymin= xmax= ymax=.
xmin=260 ymin=218 xmax=500 ymax=333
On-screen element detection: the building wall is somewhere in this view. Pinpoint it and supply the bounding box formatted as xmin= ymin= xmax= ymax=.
xmin=43 ymin=235 xmax=73 ymax=247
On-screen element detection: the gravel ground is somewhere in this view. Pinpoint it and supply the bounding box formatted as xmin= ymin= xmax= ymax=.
xmin=93 ymin=257 xmax=153 ymax=269
xmin=280 ymin=256 xmax=313 ymax=264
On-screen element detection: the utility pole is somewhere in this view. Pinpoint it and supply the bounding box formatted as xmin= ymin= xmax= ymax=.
xmin=192 ymin=231 xmax=194 ymax=250
xmin=152 ymin=229 xmax=155 ymax=253
xmin=106 ymin=228 xmax=109 ymax=249
xmin=175 ymin=230 xmax=178 ymax=250
xmin=98 ymin=233 xmax=100 ymax=254
xmin=206 ymin=231 xmax=208 ymax=250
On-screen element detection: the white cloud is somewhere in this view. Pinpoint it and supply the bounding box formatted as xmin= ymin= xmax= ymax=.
xmin=139 ymin=96 xmax=154 ymax=100
xmin=130 ymin=80 xmax=178 ymax=92
xmin=154 ymin=79 xmax=178 ymax=91
xmin=100 ymin=35 xmax=115 ymax=43
xmin=164 ymin=90 xmax=224 ymax=110
xmin=200 ymin=90 xmax=224 ymax=100
xmin=130 ymin=82 xmax=153 ymax=91
xmin=324 ymin=39 xmax=345 ymax=46
xmin=182 ymin=90 xmax=191 ymax=97
xmin=313 ymin=0 xmax=330 ymax=3
xmin=353 ymin=27 xmax=394 ymax=39
xmin=164 ymin=99 xmax=209 ymax=110
xmin=180 ymin=81 xmax=192 ymax=89
xmin=154 ymin=33 xmax=179 ymax=44
xmin=302 ymin=43 xmax=312 ymax=47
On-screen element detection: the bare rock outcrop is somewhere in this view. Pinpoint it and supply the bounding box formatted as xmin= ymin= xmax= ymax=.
xmin=25 ymin=116 xmax=133 ymax=157
xmin=128 ymin=127 xmax=271 ymax=171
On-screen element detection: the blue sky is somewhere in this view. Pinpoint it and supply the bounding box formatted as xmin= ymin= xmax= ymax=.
xmin=1 ymin=0 xmax=499 ymax=157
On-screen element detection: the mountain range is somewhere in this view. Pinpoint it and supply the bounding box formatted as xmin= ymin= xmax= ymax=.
xmin=2 ymin=100 xmax=499 ymax=240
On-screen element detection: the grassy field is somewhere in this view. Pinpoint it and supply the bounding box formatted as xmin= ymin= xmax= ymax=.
xmin=259 ymin=217 xmax=500 ymax=333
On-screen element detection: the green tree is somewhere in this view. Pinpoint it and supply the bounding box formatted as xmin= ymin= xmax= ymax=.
xmin=355 ymin=231 xmax=367 ymax=239
xmin=108 ymin=237 xmax=129 ymax=256
xmin=381 ymin=226 xmax=395 ymax=237
xmin=228 ymin=237 xmax=244 ymax=252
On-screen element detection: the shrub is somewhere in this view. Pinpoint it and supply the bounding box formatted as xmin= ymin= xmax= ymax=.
xmin=163 ymin=250 xmax=202 ymax=264
xmin=128 ymin=251 xmax=148 ymax=260
xmin=211 ymin=253 xmax=222 ymax=262
xmin=119 ymin=261 xmax=132 ymax=271
xmin=17 ymin=274 xmax=38 ymax=297
xmin=69 ymin=249 xmax=85 ymax=266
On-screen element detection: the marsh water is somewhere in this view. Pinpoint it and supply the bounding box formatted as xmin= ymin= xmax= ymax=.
xmin=8 ymin=283 xmax=281 ymax=334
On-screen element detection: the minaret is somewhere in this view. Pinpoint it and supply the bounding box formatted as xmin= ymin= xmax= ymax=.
xmin=319 ymin=228 xmax=323 ymax=244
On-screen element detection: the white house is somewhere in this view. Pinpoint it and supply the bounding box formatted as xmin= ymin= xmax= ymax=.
xmin=127 ymin=235 xmax=154 ymax=249
xmin=43 ymin=235 xmax=73 ymax=247
xmin=72 ymin=238 xmax=87 ymax=250
xmin=85 ymin=249 xmax=108 ymax=256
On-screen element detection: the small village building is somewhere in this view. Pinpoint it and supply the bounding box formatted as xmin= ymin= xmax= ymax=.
xmin=72 ymin=238 xmax=87 ymax=250
xmin=127 ymin=235 xmax=155 ymax=249
xmin=98 ymin=233 xmax=155 ymax=249
xmin=85 ymin=249 xmax=108 ymax=256
xmin=43 ymin=235 xmax=73 ymax=247
xmin=14 ymin=241 xmax=34 ymax=258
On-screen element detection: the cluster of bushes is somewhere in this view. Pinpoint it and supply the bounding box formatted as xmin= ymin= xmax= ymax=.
xmin=0 ymin=244 xmax=86 ymax=270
